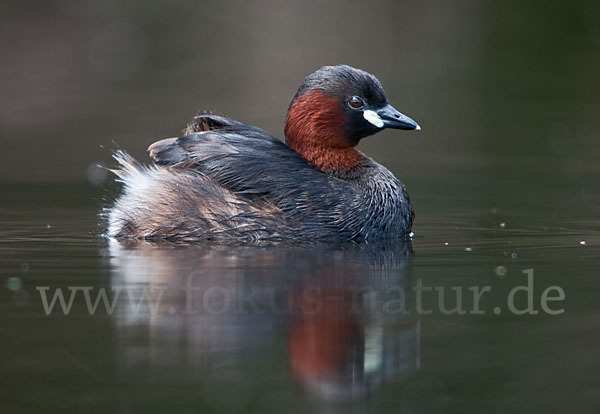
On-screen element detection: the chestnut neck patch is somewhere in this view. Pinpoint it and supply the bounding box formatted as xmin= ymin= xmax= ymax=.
xmin=285 ymin=90 xmax=363 ymax=172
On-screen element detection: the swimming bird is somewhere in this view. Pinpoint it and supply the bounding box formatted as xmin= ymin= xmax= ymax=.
xmin=106 ymin=65 xmax=420 ymax=242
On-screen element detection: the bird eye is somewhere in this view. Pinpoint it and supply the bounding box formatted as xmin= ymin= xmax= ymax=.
xmin=348 ymin=96 xmax=364 ymax=109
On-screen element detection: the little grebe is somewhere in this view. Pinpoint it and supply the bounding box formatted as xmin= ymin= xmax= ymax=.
xmin=106 ymin=65 xmax=420 ymax=242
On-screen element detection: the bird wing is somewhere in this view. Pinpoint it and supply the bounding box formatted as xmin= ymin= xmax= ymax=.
xmin=147 ymin=114 xmax=283 ymax=166
xmin=145 ymin=115 xmax=363 ymax=228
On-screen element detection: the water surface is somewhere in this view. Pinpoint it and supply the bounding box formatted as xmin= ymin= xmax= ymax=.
xmin=2 ymin=181 xmax=598 ymax=413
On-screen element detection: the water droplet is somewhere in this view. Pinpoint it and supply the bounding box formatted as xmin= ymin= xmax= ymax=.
xmin=494 ymin=266 xmax=507 ymax=277
xmin=14 ymin=290 xmax=29 ymax=306
xmin=444 ymin=242 xmax=449 ymax=246
xmin=20 ymin=263 xmax=29 ymax=272
xmin=499 ymin=222 xmax=506 ymax=228
xmin=465 ymin=247 xmax=473 ymax=252
xmin=88 ymin=162 xmax=108 ymax=186
xmin=6 ymin=277 xmax=22 ymax=291
xmin=579 ymin=240 xmax=586 ymax=245
xmin=511 ymin=252 xmax=518 ymax=260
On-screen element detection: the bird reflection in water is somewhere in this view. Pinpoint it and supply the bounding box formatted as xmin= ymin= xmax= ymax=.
xmin=107 ymin=239 xmax=419 ymax=403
